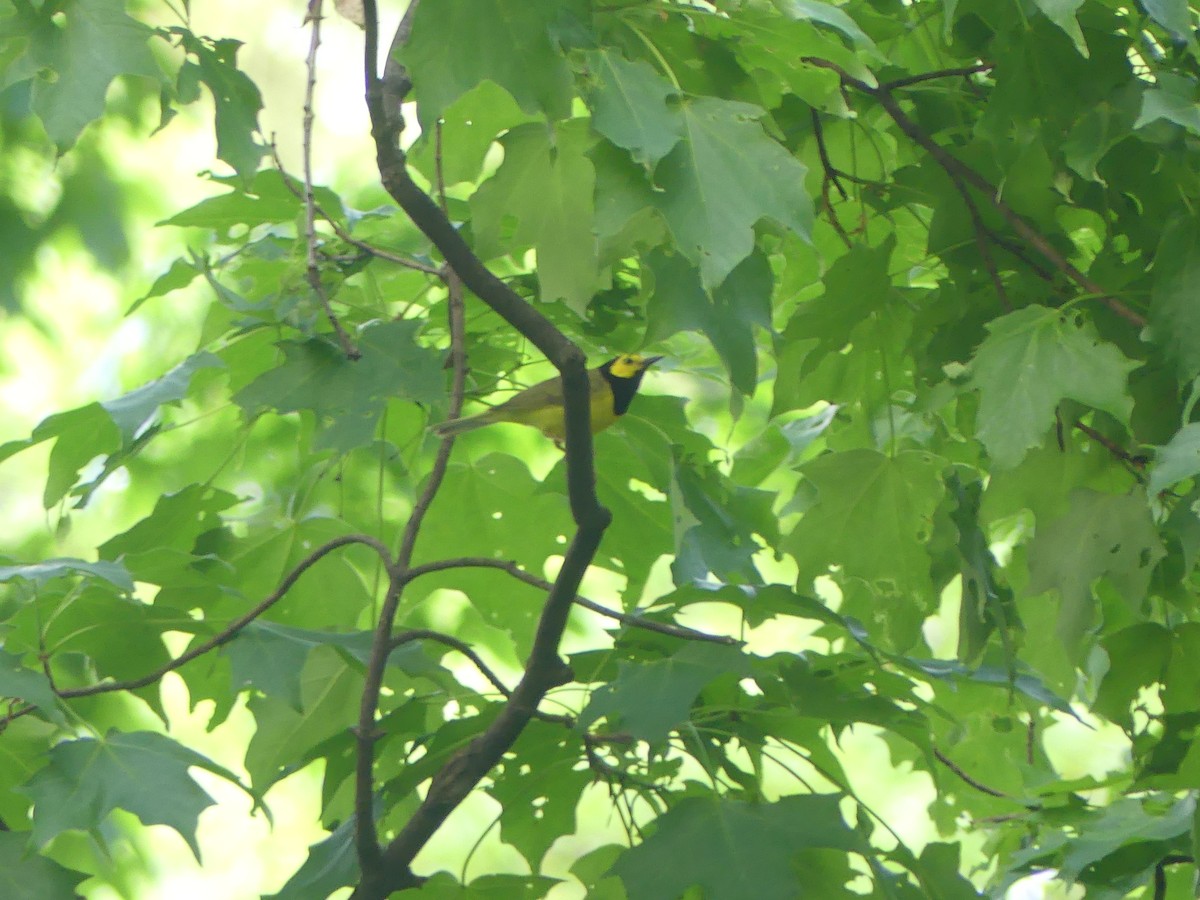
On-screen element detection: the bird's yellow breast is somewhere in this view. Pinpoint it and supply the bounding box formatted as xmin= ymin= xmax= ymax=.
xmin=510 ymin=385 xmax=618 ymax=441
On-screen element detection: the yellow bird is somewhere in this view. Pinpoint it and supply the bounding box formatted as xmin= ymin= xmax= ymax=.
xmin=431 ymin=354 xmax=663 ymax=443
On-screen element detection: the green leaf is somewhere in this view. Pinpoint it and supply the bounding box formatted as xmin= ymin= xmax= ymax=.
xmin=1135 ymin=75 xmax=1200 ymax=135
xmin=776 ymin=239 xmax=896 ymax=381
xmin=1139 ymin=0 xmax=1196 ymax=42
xmin=0 ymin=404 xmax=121 ymax=509
xmin=579 ymin=643 xmax=751 ymax=743
xmin=1056 ymin=797 xmax=1192 ymax=882
xmin=468 ymin=120 xmax=599 ymax=311
xmin=0 ymin=832 xmax=87 ymax=900
xmin=161 ymin=170 xmax=340 ymax=232
xmin=11 ymin=0 xmax=161 ymax=149
xmin=1149 ymin=422 xmax=1200 ymax=495
xmin=1027 ymin=489 xmax=1166 ymax=651
xmin=1063 ymin=88 xmax=1141 ymax=182
xmin=0 ymin=648 xmax=64 ymax=724
xmin=1032 ymin=0 xmax=1089 ymax=57
xmin=409 ymin=81 xmax=538 ymax=186
xmin=407 ymin=454 xmax=573 ymax=644
xmin=1095 ymin=623 xmax=1172 ymax=728
xmin=886 ymin=842 xmax=983 ymax=899
xmin=609 ymin=795 xmax=865 ymax=900
xmin=410 ymin=873 xmax=564 ymax=899
xmin=0 ymin=557 xmax=133 ymax=592
xmin=100 ymin=484 xmax=240 ymax=560
xmin=645 ymin=249 xmax=772 ymax=395
xmin=780 ymin=0 xmax=877 ymax=49
xmin=786 ymin=449 xmax=945 ymax=596
xmin=101 ymin=352 xmax=222 ymax=442
xmin=1149 ymin=216 xmax=1200 ymax=382
xmin=243 ymin=648 xmax=363 ymax=790
xmin=671 ymin=452 xmax=778 ymax=586
xmin=967 ymin=306 xmax=1137 ymax=468
xmin=487 ymin=721 xmax=591 ymax=867
xmin=173 ymin=31 xmax=264 ymax=180
xmin=131 ymin=257 xmax=201 ymax=312
xmin=545 ymin=425 xmax=674 ymax=602
xmin=21 ymin=731 xmax=237 ymax=858
xmin=402 ymin=0 xmax=575 ymax=130
xmin=946 ymin=475 xmax=1016 ymax=664
xmin=652 ymin=96 xmax=813 ymax=289
xmin=587 ymin=50 xmax=683 ymax=167
xmin=233 ymin=320 xmax=442 ymax=452
xmin=267 ymin=816 xmax=358 ymax=900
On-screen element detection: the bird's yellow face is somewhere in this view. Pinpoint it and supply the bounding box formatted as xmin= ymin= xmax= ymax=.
xmin=608 ymin=354 xmax=661 ymax=379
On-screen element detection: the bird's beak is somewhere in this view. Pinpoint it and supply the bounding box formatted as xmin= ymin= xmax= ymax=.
xmin=643 ymin=355 xmax=665 ymax=368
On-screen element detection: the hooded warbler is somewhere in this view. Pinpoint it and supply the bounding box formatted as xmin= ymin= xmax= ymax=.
xmin=431 ymin=354 xmax=662 ymax=443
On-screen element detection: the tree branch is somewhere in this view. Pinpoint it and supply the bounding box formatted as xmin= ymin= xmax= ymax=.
xmin=58 ymin=534 xmax=393 ymax=699
xmin=390 ymin=628 xmax=513 ymax=699
xmin=804 ymin=57 xmax=1147 ymax=327
xmin=404 ymin=556 xmax=739 ymax=646
xmin=933 ymin=748 xmax=1015 ymax=800
xmin=353 ymin=4 xmax=613 ymax=892
xmin=880 ymin=63 xmax=993 ymax=91
xmin=268 ymin=141 xmax=446 ymax=277
xmin=302 ymin=0 xmax=358 ymax=359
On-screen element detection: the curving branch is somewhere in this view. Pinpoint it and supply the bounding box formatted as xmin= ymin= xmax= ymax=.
xmin=349 ymin=2 xmax=614 ymax=894
xmin=61 ymin=534 xmax=394 ymax=698
xmin=301 ymin=0 xmax=359 ymax=359
xmin=0 ymin=534 xmax=393 ymax=730
xmin=269 ymin=140 xmax=446 ymax=276
xmin=403 ymin=556 xmax=739 ymax=646
xmin=933 ymin=747 xmax=1030 ymax=804
xmin=390 ymin=628 xmax=513 ymax=699
xmin=804 ymin=57 xmax=1146 ymax=328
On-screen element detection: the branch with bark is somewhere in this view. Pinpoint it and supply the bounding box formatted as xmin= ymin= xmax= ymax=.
xmin=804 ymin=57 xmax=1146 ymax=327
xmin=346 ymin=2 xmax=618 ymax=894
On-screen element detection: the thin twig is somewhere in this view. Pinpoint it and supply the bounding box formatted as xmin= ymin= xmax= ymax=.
xmin=1073 ymin=420 xmax=1148 ymax=474
xmin=301 ymin=1 xmax=359 ymax=359
xmin=811 ymin=109 xmax=847 ymax=201
xmin=1154 ymin=855 xmax=1194 ymax=900
xmin=933 ymin=748 xmax=1012 ymax=799
xmin=403 ymin=556 xmax=739 ymax=645
xmin=352 ymin=61 xmax=472 ymax=878
xmin=881 ymin=63 xmax=993 ymax=91
xmin=947 ymin=168 xmax=1011 ymax=310
xmin=391 ymin=629 xmax=513 ymax=698
xmin=269 ymin=141 xmax=445 ymax=277
xmin=803 ymin=57 xmax=1147 ymax=328
xmin=59 ymin=534 xmax=394 ymax=699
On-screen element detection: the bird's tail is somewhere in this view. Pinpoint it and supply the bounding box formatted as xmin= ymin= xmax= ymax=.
xmin=430 ymin=411 xmax=495 ymax=438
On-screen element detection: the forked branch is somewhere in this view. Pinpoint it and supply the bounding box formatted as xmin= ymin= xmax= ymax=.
xmin=804 ymin=57 xmax=1146 ymax=327
xmin=350 ymin=3 xmax=613 ymax=895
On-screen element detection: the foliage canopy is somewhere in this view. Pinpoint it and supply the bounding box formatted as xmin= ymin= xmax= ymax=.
xmin=3 ymin=0 xmax=1200 ymax=897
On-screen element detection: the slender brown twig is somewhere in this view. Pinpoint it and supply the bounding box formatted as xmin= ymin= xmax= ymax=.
xmin=301 ymin=0 xmax=359 ymax=359
xmin=811 ymin=109 xmax=848 ymax=201
xmin=933 ymin=748 xmax=1013 ymax=799
xmin=1073 ymin=420 xmax=1148 ymax=474
xmin=390 ymin=629 xmax=513 ymax=698
xmin=803 ymin=56 xmax=1146 ymax=328
xmin=946 ymin=168 xmax=1011 ymax=310
xmin=269 ymin=141 xmax=445 ymax=277
xmin=880 ymin=63 xmax=993 ymax=91
xmin=60 ymin=534 xmax=393 ymax=699
xmin=403 ymin=556 xmax=739 ymax=646
xmin=1 ymin=534 xmax=393 ymax=732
